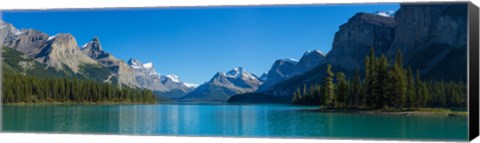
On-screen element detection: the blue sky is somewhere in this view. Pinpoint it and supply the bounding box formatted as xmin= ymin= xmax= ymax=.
xmin=2 ymin=3 xmax=400 ymax=84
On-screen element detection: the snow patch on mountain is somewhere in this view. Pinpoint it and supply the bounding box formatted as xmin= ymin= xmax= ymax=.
xmin=161 ymin=74 xmax=180 ymax=83
xmin=47 ymin=34 xmax=57 ymax=41
xmin=127 ymin=58 xmax=197 ymax=98
xmin=282 ymin=58 xmax=299 ymax=64
xmin=183 ymin=82 xmax=199 ymax=88
xmin=143 ymin=62 xmax=153 ymax=69
xmin=304 ymin=49 xmax=325 ymax=56
xmin=373 ymin=10 xmax=396 ymax=17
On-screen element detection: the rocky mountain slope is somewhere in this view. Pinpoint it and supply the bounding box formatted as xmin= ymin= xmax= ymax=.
xmin=1 ymin=20 xmax=197 ymax=98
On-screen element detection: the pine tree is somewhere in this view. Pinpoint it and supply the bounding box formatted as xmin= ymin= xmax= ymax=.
xmin=323 ymin=64 xmax=335 ymax=107
xmin=336 ymin=72 xmax=348 ymax=108
xmin=303 ymin=83 xmax=307 ymax=105
xmin=388 ymin=49 xmax=407 ymax=109
xmin=2 ymin=72 xmax=156 ymax=104
xmin=405 ymin=67 xmax=416 ymax=108
xmin=365 ymin=47 xmax=378 ymax=109
xmin=351 ymin=71 xmax=362 ymax=108
xmin=375 ymin=54 xmax=389 ymax=109
xmin=415 ymin=70 xmax=428 ymax=108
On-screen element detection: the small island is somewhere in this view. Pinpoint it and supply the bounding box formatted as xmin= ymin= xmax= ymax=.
xmin=289 ymin=48 xmax=466 ymax=117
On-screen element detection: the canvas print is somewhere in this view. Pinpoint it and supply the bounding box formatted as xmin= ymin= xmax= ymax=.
xmin=0 ymin=2 xmax=469 ymax=141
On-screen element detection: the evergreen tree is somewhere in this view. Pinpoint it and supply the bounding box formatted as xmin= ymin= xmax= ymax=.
xmin=388 ymin=50 xmax=407 ymax=109
xmin=375 ymin=54 xmax=389 ymax=109
xmin=336 ymin=72 xmax=349 ymax=108
xmin=365 ymin=47 xmax=378 ymax=109
xmin=405 ymin=67 xmax=416 ymax=108
xmin=351 ymin=71 xmax=362 ymax=108
xmin=415 ymin=70 xmax=428 ymax=108
xmin=288 ymin=48 xmax=467 ymax=110
xmin=323 ymin=64 xmax=335 ymax=107
xmin=2 ymin=72 xmax=156 ymax=104
xmin=303 ymin=83 xmax=307 ymax=105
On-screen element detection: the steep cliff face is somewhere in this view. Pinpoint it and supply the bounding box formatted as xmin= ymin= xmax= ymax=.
xmin=325 ymin=12 xmax=395 ymax=70
xmin=263 ymin=4 xmax=467 ymax=98
xmin=388 ymin=4 xmax=467 ymax=81
xmin=35 ymin=34 xmax=98 ymax=72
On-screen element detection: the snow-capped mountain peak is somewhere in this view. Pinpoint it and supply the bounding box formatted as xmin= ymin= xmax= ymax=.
xmin=182 ymin=67 xmax=262 ymax=102
xmin=126 ymin=58 xmax=197 ymax=98
xmin=226 ymin=67 xmax=246 ymax=78
xmin=127 ymin=58 xmax=158 ymax=76
xmin=127 ymin=58 xmax=142 ymax=69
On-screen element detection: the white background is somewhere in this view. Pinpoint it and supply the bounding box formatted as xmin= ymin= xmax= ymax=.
xmin=0 ymin=0 xmax=478 ymax=143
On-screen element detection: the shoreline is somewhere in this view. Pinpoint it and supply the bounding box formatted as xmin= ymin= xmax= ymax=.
xmin=299 ymin=108 xmax=467 ymax=117
xmin=2 ymin=102 xmax=468 ymax=118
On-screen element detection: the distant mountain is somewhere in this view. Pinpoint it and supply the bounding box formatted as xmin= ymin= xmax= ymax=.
xmin=179 ymin=67 xmax=262 ymax=102
xmin=256 ymin=58 xmax=298 ymax=92
xmin=127 ymin=58 xmax=163 ymax=91
xmin=263 ymin=3 xmax=468 ymax=100
xmin=295 ymin=50 xmax=326 ymax=74
xmin=257 ymin=49 xmax=325 ymax=92
xmin=127 ymin=58 xmax=196 ymax=98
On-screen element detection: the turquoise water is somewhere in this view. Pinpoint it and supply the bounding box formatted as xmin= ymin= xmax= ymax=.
xmin=1 ymin=104 xmax=467 ymax=141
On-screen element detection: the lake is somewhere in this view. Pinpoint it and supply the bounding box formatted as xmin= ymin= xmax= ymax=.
xmin=1 ymin=103 xmax=467 ymax=141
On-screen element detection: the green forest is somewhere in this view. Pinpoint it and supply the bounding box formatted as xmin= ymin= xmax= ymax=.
xmin=2 ymin=73 xmax=157 ymax=104
xmin=292 ymin=48 xmax=466 ymax=109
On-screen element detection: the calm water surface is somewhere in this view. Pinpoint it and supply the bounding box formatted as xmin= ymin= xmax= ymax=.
xmin=1 ymin=104 xmax=467 ymax=141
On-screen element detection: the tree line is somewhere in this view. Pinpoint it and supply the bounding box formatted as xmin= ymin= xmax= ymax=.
xmin=2 ymin=72 xmax=156 ymax=104
xmin=292 ymin=48 xmax=466 ymax=109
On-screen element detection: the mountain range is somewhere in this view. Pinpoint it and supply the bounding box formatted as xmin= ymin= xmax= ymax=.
xmin=0 ymin=21 xmax=197 ymax=100
xmin=1 ymin=3 xmax=467 ymax=103
xmin=0 ymin=18 xmax=325 ymax=102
